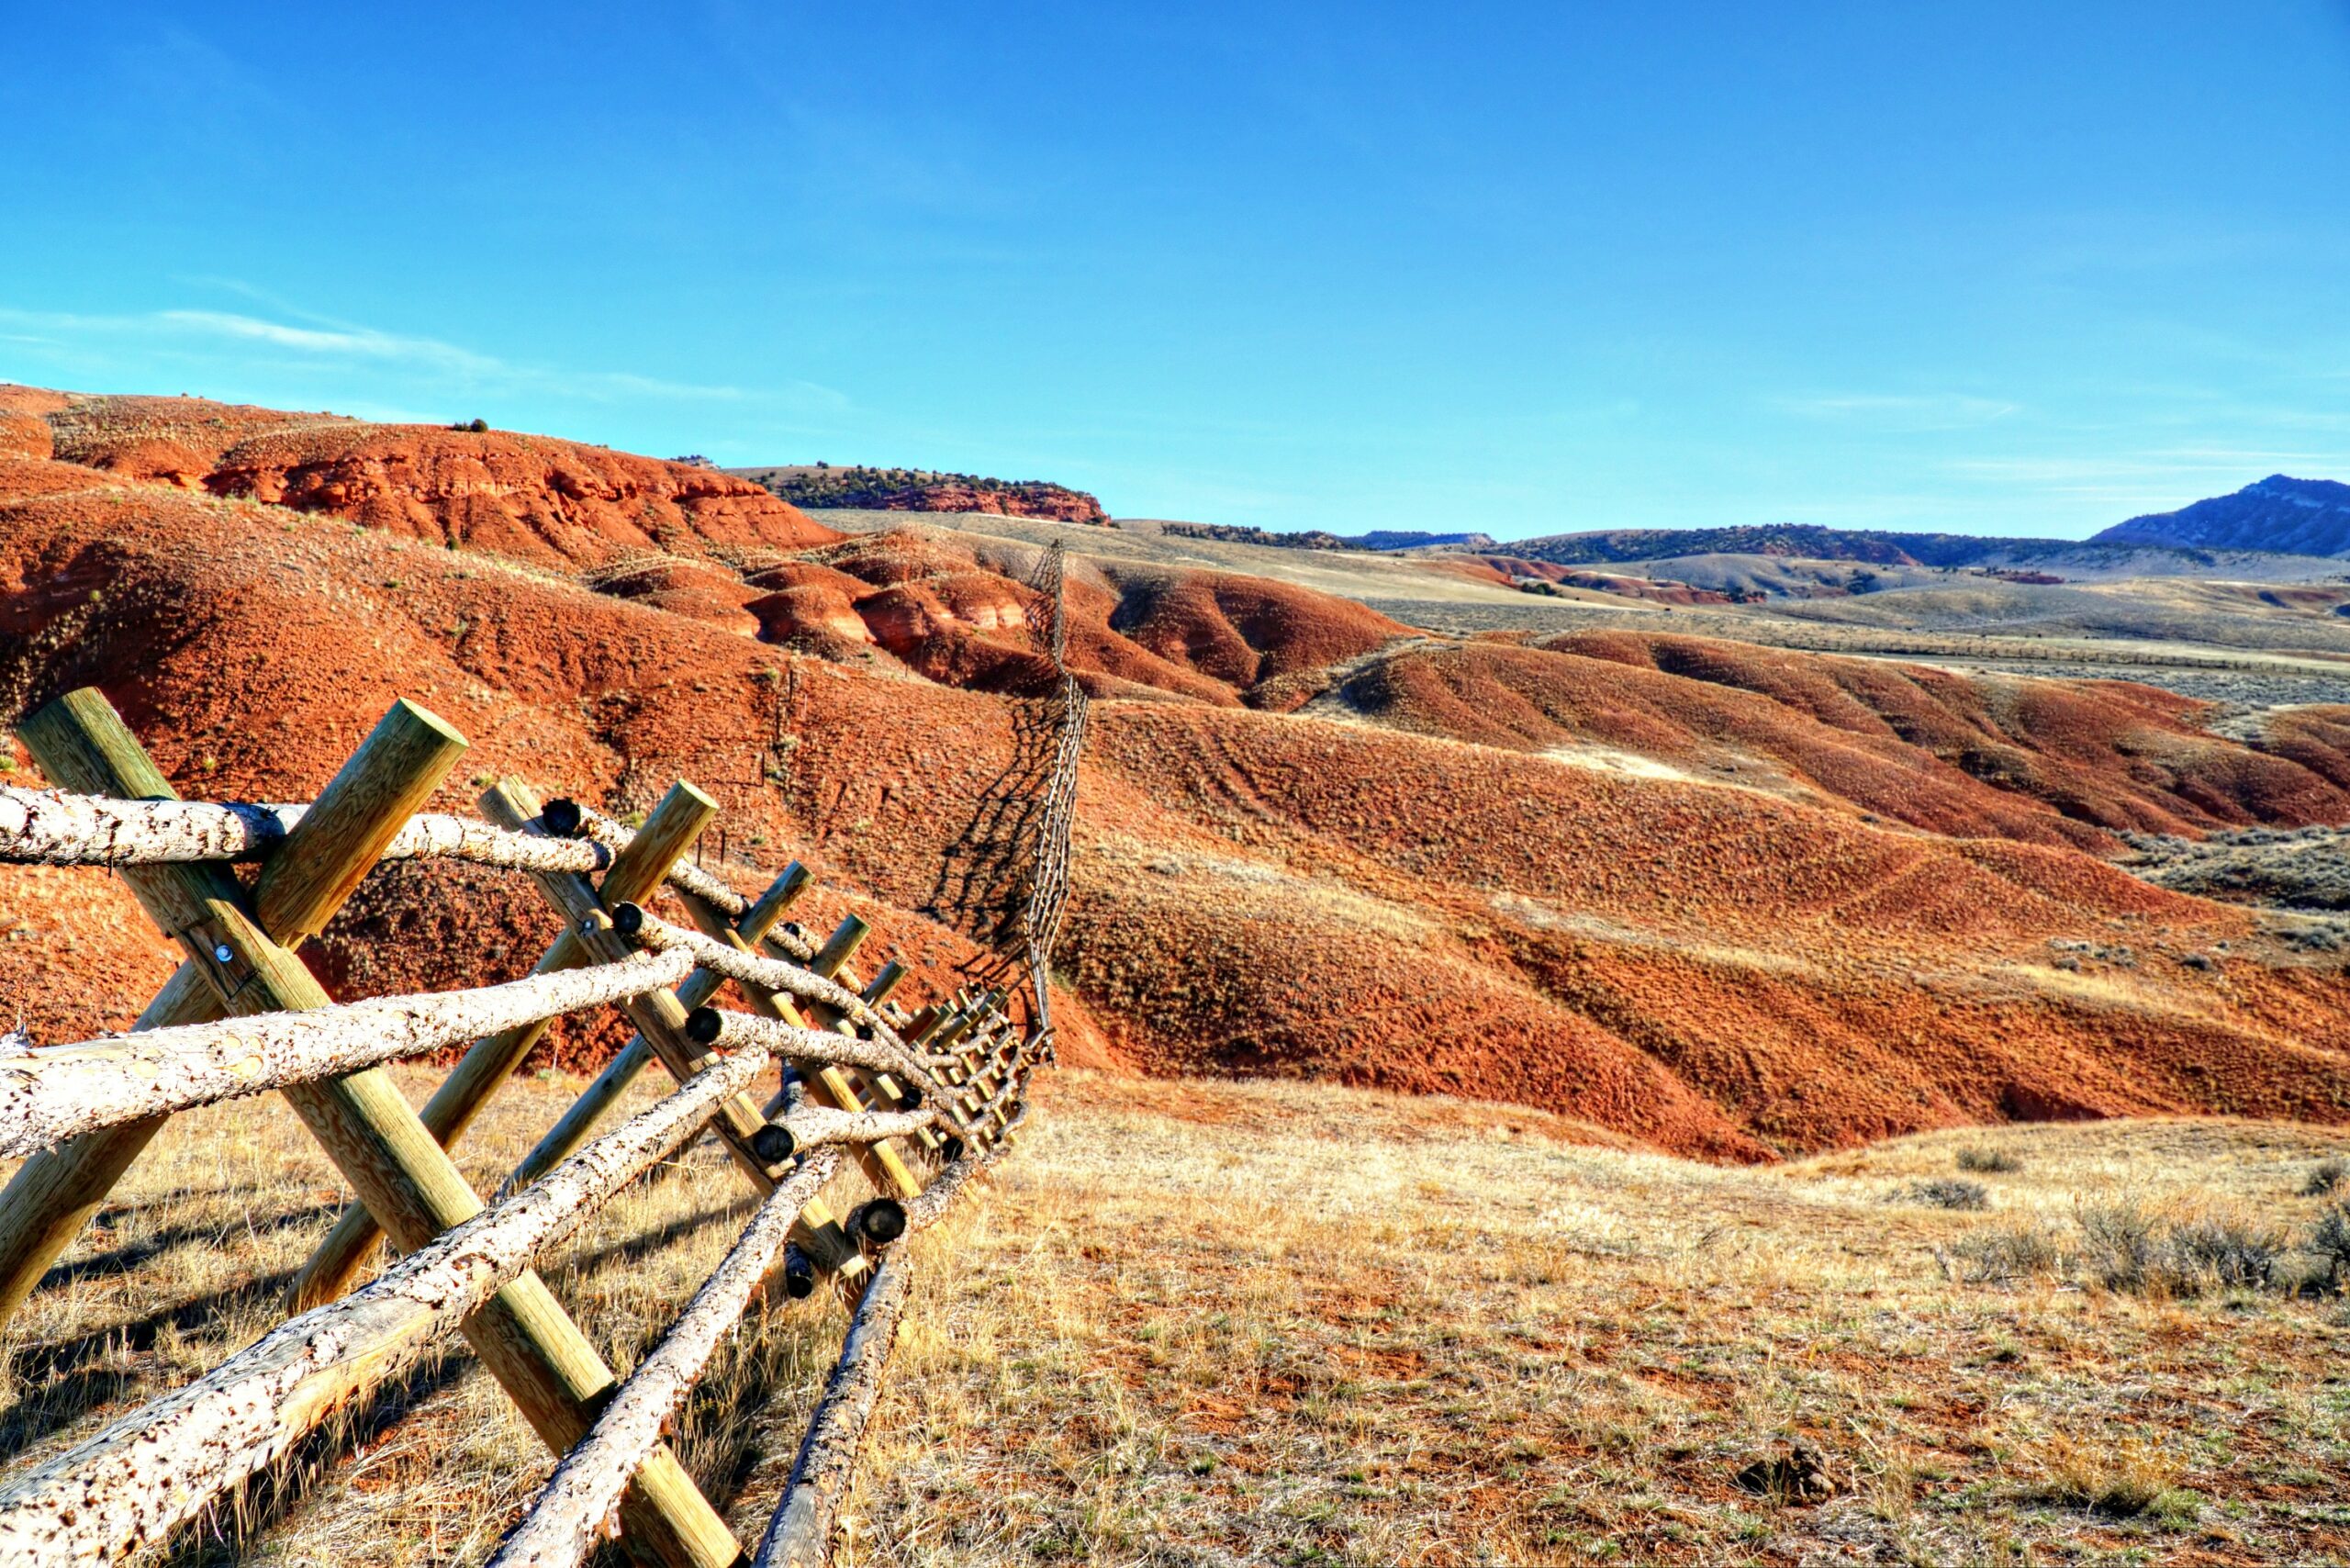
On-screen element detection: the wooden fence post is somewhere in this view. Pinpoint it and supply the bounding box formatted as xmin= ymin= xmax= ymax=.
xmin=476 ymin=784 xmax=868 ymax=1280
xmin=0 ymin=690 xmax=743 ymax=1568
xmin=287 ymin=777 xmax=719 ymax=1308
xmin=0 ymin=692 xmax=463 ymax=1327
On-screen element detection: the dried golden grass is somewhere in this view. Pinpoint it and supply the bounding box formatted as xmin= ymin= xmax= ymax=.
xmin=0 ymin=1069 xmax=2344 ymax=1565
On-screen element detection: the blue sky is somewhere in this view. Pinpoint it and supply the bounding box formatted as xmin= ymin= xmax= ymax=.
xmin=4 ymin=3 xmax=2347 ymax=541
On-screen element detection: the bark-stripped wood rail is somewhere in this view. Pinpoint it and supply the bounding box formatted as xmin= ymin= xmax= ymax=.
xmin=0 ymin=667 xmax=1071 ymax=1568
xmin=0 ymin=948 xmax=693 ymax=1157
xmin=484 ymin=1148 xmax=848 ymax=1568
xmin=0 ymin=1045 xmax=770 ymax=1564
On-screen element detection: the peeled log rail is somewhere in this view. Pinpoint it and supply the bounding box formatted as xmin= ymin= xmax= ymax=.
xmin=0 ymin=788 xmax=309 ymax=867
xmin=752 ymin=1249 xmax=920 ymax=1568
xmin=0 ymin=949 xmax=694 ymax=1159
xmin=486 ymin=1148 xmax=846 ymax=1568
xmin=0 ymin=790 xmax=812 ymax=929
xmin=698 ymin=1009 xmax=949 ymax=1089
xmin=0 ymin=788 xmax=610 ymax=875
xmin=769 ymin=1102 xmax=937 ymax=1157
xmin=614 ymin=907 xmax=912 ymax=1056
xmin=0 ymin=1044 xmax=769 ymax=1567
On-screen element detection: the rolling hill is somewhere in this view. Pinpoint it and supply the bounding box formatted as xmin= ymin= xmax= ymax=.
xmin=7 ymin=384 xmax=2350 ymax=1160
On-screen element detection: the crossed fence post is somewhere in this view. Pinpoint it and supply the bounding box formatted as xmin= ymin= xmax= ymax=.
xmin=0 ymin=675 xmax=1067 ymax=1568
xmin=0 ymin=689 xmax=743 ymax=1568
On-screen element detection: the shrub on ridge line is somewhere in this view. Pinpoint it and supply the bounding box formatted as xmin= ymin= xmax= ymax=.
xmin=1946 ymin=1198 xmax=2348 ymax=1297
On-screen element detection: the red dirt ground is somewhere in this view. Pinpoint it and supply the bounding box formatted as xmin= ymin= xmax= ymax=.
xmin=1328 ymin=633 xmax=2350 ymax=847
xmin=6 ymin=386 xmax=2350 ymax=1159
xmin=1423 ymin=553 xmax=1736 ymax=606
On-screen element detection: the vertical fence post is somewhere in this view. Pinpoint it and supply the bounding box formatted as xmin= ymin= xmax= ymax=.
xmin=0 ymin=690 xmax=743 ymax=1568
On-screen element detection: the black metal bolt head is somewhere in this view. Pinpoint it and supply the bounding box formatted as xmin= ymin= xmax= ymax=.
xmin=684 ymin=1006 xmax=724 ymax=1045
xmin=855 ymin=1198 xmax=907 ymax=1245
xmin=542 ymin=798 xmax=585 ymax=836
xmin=610 ymin=902 xmax=646 ymax=939
xmin=893 ymin=1081 xmax=923 ymax=1110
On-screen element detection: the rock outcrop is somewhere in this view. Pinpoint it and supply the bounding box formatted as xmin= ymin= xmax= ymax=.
xmin=732 ymin=464 xmax=1110 ymax=525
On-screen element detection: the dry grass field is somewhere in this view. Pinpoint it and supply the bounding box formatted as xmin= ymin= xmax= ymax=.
xmin=4 ymin=1069 xmax=2348 ymax=1567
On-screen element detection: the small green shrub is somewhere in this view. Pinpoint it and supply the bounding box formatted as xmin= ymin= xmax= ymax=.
xmin=1957 ymin=1146 xmax=2022 ymax=1174
xmin=2303 ymin=1158 xmax=2344 ymax=1197
xmin=1904 ymin=1179 xmax=1989 ymax=1211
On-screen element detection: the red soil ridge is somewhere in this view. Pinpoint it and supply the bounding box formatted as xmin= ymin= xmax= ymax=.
xmin=1325 ymin=632 xmax=2350 ymax=849
xmin=23 ymin=388 xmax=841 ymax=567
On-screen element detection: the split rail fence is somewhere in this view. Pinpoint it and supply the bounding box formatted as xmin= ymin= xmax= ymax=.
xmin=0 ymin=672 xmax=1069 ymax=1566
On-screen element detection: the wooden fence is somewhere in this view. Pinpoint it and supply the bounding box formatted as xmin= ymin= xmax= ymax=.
xmin=0 ymin=683 xmax=1056 ymax=1568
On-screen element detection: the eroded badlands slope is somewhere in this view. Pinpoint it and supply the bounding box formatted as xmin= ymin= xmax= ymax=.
xmin=5 ymin=386 xmax=2349 ymax=1159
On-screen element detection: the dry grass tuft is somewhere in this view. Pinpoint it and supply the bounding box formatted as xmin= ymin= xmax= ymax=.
xmin=1900 ymin=1177 xmax=1990 ymax=1210
xmin=2024 ymin=1433 xmax=2191 ymax=1519
xmin=1956 ymin=1145 xmax=2024 ymax=1174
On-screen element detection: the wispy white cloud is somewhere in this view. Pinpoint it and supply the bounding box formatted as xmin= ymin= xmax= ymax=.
xmin=154 ymin=309 xmax=502 ymax=371
xmin=1776 ymin=392 xmax=2020 ymax=430
xmin=0 ymin=303 xmax=845 ymax=410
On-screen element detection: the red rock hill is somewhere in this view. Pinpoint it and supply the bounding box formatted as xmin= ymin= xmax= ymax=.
xmin=6 ymin=386 xmax=2350 ymax=1159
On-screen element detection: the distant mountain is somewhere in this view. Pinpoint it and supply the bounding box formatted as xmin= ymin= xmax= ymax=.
xmin=730 ymin=464 xmax=1109 ymax=525
xmin=2092 ymin=476 xmax=2350 ymax=556
xmin=1496 ymin=523 xmax=2081 ymax=568
xmin=1159 ymin=522 xmax=1498 ymax=552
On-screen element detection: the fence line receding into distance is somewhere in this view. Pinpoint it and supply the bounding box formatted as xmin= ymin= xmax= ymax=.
xmin=0 ymin=653 xmax=1080 ymax=1565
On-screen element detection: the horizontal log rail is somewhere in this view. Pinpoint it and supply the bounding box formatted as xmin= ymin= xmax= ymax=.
xmin=0 ymin=640 xmax=1079 ymax=1567
xmin=770 ymin=1101 xmax=937 ymax=1157
xmin=695 ymin=1008 xmax=949 ymax=1091
xmin=0 ymin=949 xmax=694 ymax=1159
xmin=753 ymin=1249 xmax=917 ymax=1568
xmin=609 ymin=906 xmax=912 ymax=1055
xmin=485 ymin=1148 xmax=847 ymax=1568
xmin=0 ymin=787 xmax=610 ymax=874
xmin=0 ymin=1044 xmax=769 ymax=1565
xmin=0 ymin=790 xmax=812 ymax=927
